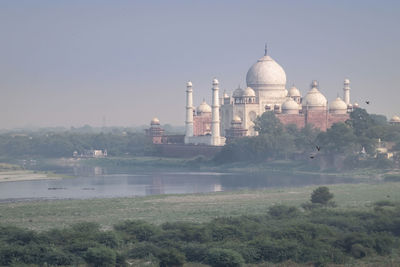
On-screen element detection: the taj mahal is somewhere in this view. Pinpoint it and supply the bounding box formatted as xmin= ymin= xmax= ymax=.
xmin=148 ymin=45 xmax=359 ymax=147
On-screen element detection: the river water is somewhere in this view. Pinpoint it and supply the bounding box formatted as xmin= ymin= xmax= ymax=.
xmin=0 ymin=165 xmax=360 ymax=201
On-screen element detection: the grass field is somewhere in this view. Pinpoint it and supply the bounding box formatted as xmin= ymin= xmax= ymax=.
xmin=1 ymin=182 xmax=400 ymax=231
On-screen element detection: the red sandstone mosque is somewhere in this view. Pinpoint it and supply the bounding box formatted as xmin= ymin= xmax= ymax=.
xmin=148 ymin=45 xmax=361 ymax=146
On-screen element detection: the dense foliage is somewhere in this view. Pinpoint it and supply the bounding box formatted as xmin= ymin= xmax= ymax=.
xmin=0 ymin=131 xmax=154 ymax=159
xmin=1 ymin=200 xmax=400 ymax=266
xmin=215 ymin=109 xmax=400 ymax=169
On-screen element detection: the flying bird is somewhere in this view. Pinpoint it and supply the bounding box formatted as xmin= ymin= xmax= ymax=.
xmin=316 ymin=145 xmax=321 ymax=151
xmin=365 ymin=101 xmax=370 ymax=105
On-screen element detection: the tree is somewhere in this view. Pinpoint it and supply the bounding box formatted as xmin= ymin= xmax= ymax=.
xmin=158 ymin=248 xmax=185 ymax=267
xmin=84 ymin=246 xmax=116 ymax=267
xmin=206 ymin=248 xmax=244 ymax=267
xmin=253 ymin=111 xmax=283 ymax=136
xmin=316 ymin=123 xmax=357 ymax=154
xmin=311 ymin=186 xmax=334 ymax=205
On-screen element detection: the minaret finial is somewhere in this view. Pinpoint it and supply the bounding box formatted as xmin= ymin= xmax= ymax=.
xmin=264 ymin=43 xmax=268 ymax=56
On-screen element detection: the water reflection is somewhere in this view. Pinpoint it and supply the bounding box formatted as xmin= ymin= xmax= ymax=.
xmin=0 ymin=166 xmax=361 ymax=201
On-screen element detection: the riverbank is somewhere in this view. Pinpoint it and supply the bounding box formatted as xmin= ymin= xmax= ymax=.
xmin=0 ymin=163 xmax=62 ymax=183
xmin=2 ymin=182 xmax=400 ymax=231
xmin=54 ymin=156 xmax=398 ymax=180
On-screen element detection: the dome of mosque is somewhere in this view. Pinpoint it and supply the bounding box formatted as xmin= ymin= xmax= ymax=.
xmin=196 ymin=100 xmax=212 ymax=114
xmin=329 ymin=97 xmax=347 ymax=110
xmin=246 ymin=46 xmax=286 ymax=88
xmin=243 ymin=87 xmax=256 ymax=97
xmin=150 ymin=117 xmax=160 ymax=125
xmin=233 ymin=87 xmax=244 ymax=98
xmin=223 ymin=92 xmax=229 ymax=98
xmin=302 ymin=81 xmax=327 ymax=108
xmin=288 ymin=86 xmax=301 ymax=97
xmin=282 ymin=98 xmax=299 ymax=110
xmin=353 ymin=102 xmax=359 ymax=108
xmin=329 ymin=97 xmax=347 ymax=114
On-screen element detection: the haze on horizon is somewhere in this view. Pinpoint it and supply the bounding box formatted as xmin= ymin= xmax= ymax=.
xmin=0 ymin=0 xmax=399 ymax=129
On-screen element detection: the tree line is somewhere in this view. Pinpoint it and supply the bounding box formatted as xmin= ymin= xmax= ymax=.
xmin=215 ymin=109 xmax=400 ymax=169
xmin=0 ymin=132 xmax=154 ymax=159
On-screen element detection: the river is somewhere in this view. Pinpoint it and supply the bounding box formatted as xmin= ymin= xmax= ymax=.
xmin=0 ymin=164 xmax=361 ymax=201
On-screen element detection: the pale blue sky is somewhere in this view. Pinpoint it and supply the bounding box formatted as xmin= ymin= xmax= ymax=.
xmin=0 ymin=0 xmax=399 ymax=128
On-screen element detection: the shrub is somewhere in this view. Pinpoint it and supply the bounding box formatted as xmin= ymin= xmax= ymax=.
xmin=84 ymin=246 xmax=116 ymax=267
xmin=158 ymin=248 xmax=185 ymax=267
xmin=268 ymin=205 xmax=299 ymax=218
xmin=114 ymin=220 xmax=159 ymax=242
xmin=311 ymin=186 xmax=334 ymax=205
xmin=206 ymin=248 xmax=244 ymax=267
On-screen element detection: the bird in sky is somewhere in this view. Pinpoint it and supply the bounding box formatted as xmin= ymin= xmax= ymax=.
xmin=316 ymin=145 xmax=321 ymax=151
xmin=365 ymin=101 xmax=370 ymax=105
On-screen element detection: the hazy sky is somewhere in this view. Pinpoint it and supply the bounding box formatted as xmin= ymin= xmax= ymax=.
xmin=0 ymin=0 xmax=399 ymax=129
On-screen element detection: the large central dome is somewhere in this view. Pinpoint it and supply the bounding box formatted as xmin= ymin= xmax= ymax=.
xmin=246 ymin=46 xmax=286 ymax=89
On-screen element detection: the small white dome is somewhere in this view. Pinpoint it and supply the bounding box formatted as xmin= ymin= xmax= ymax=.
xmin=282 ymin=98 xmax=299 ymax=110
xmin=329 ymin=97 xmax=347 ymax=114
xmin=150 ymin=117 xmax=160 ymax=125
xmin=243 ymin=87 xmax=256 ymax=97
xmin=212 ymin=78 xmax=219 ymax=85
xmin=344 ymin=78 xmax=350 ymax=85
xmin=288 ymin=86 xmax=301 ymax=97
xmin=186 ymin=81 xmax=192 ymax=87
xmin=302 ymin=81 xmax=327 ymax=108
xmin=353 ymin=102 xmax=359 ymax=108
xmin=223 ymin=92 xmax=229 ymax=98
xmin=390 ymin=115 xmax=400 ymax=123
xmin=196 ymin=100 xmax=211 ymax=114
xmin=233 ymin=87 xmax=244 ymax=98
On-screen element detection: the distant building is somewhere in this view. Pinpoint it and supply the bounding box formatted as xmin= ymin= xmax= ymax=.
xmin=180 ymin=45 xmax=354 ymax=146
xmin=389 ymin=115 xmax=400 ymax=125
xmin=73 ymin=149 xmax=107 ymax=158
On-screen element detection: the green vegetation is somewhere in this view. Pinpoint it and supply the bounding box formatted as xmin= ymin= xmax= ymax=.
xmin=2 ymin=182 xmax=400 ymax=231
xmin=215 ymin=109 xmax=400 ymax=171
xmin=0 ymin=131 xmax=153 ymax=160
xmin=2 ymin=197 xmax=400 ymax=266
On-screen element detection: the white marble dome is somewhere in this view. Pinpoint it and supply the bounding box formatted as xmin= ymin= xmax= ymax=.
xmin=243 ymin=87 xmax=256 ymax=97
xmin=233 ymin=87 xmax=244 ymax=98
xmin=246 ymin=53 xmax=286 ymax=88
xmin=302 ymin=81 xmax=327 ymax=109
xmin=288 ymin=86 xmax=301 ymax=97
xmin=282 ymin=98 xmax=299 ymax=114
xmin=329 ymin=97 xmax=347 ymax=114
xmin=196 ymin=100 xmax=211 ymax=114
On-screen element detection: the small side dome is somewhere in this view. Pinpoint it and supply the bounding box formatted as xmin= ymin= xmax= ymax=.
xmin=223 ymin=92 xmax=229 ymax=98
xmin=282 ymin=98 xmax=299 ymax=114
xmin=243 ymin=87 xmax=256 ymax=97
xmin=212 ymin=78 xmax=219 ymax=85
xmin=151 ymin=117 xmax=160 ymax=125
xmin=302 ymin=81 xmax=327 ymax=109
xmin=329 ymin=97 xmax=347 ymax=114
xmin=186 ymin=81 xmax=192 ymax=87
xmin=196 ymin=100 xmax=212 ymax=114
xmin=390 ymin=115 xmax=400 ymax=123
xmin=353 ymin=102 xmax=359 ymax=108
xmin=233 ymin=87 xmax=244 ymax=98
xmin=344 ymin=78 xmax=350 ymax=85
xmin=232 ymin=115 xmax=242 ymax=123
xmin=288 ymin=86 xmax=301 ymax=97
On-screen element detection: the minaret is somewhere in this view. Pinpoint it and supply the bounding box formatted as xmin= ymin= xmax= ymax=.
xmin=211 ymin=78 xmax=221 ymax=146
xmin=184 ymin=81 xmax=193 ymax=143
xmin=343 ymin=78 xmax=350 ymax=105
